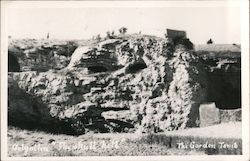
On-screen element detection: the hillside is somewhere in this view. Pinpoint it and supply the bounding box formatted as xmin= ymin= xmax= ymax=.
xmin=8 ymin=34 xmax=241 ymax=136
xmin=195 ymin=44 xmax=241 ymax=59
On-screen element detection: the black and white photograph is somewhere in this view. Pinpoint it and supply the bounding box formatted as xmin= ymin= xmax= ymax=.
xmin=1 ymin=0 xmax=249 ymax=160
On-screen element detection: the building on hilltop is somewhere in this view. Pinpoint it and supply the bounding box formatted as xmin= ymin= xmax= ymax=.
xmin=165 ymin=29 xmax=187 ymax=39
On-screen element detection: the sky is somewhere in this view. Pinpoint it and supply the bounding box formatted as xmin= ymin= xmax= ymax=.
xmin=7 ymin=5 xmax=241 ymax=44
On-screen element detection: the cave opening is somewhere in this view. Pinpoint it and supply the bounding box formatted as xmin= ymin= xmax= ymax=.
xmin=8 ymin=53 xmax=20 ymax=72
xmin=88 ymin=66 xmax=108 ymax=73
xmin=207 ymin=71 xmax=241 ymax=110
xmin=126 ymin=62 xmax=147 ymax=73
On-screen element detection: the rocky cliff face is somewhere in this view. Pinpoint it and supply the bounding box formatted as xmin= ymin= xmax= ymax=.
xmin=8 ymin=39 xmax=77 ymax=72
xmin=8 ymin=36 xmax=241 ymax=135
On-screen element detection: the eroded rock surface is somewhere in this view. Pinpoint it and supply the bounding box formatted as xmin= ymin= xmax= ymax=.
xmin=8 ymin=36 xmax=241 ymax=135
xmin=9 ymin=39 xmax=78 ymax=72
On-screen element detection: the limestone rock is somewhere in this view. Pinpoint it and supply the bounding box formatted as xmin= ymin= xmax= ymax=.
xmin=8 ymin=74 xmax=55 ymax=129
xmin=8 ymin=39 xmax=77 ymax=72
xmin=199 ymin=103 xmax=220 ymax=127
xmin=8 ymin=35 xmax=241 ymax=135
xmin=67 ymin=39 xmax=125 ymax=72
xmin=219 ymin=108 xmax=241 ymax=123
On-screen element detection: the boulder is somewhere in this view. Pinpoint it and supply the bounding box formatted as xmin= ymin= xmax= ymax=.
xmin=67 ymin=40 xmax=123 ymax=72
xmin=199 ymin=102 xmax=220 ymax=127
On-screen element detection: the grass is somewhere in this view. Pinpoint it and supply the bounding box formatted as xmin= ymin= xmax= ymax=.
xmin=137 ymin=122 xmax=242 ymax=155
xmin=194 ymin=44 xmax=241 ymax=59
xmin=7 ymin=122 xmax=241 ymax=156
xmin=195 ymin=44 xmax=241 ymax=53
xmin=164 ymin=122 xmax=241 ymax=138
xmin=138 ymin=134 xmax=242 ymax=155
xmin=8 ymin=126 xmax=203 ymax=156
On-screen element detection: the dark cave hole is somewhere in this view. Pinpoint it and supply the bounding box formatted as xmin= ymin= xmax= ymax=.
xmin=207 ymin=72 xmax=241 ymax=110
xmin=126 ymin=62 xmax=147 ymax=73
xmin=212 ymin=86 xmax=241 ymax=110
xmin=88 ymin=66 xmax=108 ymax=73
xmin=8 ymin=53 xmax=20 ymax=72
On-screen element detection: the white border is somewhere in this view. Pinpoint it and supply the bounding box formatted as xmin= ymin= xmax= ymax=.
xmin=1 ymin=1 xmax=249 ymax=161
xmin=240 ymin=0 xmax=250 ymax=159
xmin=0 ymin=0 xmax=242 ymax=8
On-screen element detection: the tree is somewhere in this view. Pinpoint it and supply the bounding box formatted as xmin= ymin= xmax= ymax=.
xmin=106 ymin=31 xmax=115 ymax=39
xmin=96 ymin=34 xmax=101 ymax=42
xmin=119 ymin=27 xmax=128 ymax=34
xmin=106 ymin=31 xmax=111 ymax=38
xmin=207 ymin=38 xmax=213 ymax=44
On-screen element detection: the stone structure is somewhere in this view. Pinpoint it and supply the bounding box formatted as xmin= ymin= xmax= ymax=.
xmin=165 ymin=29 xmax=187 ymax=39
xmin=199 ymin=103 xmax=220 ymax=127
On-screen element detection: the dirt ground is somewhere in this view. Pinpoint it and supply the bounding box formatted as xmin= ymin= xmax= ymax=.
xmin=7 ymin=122 xmax=241 ymax=156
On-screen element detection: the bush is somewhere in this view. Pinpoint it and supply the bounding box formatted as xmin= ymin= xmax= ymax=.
xmin=207 ymin=38 xmax=213 ymax=44
xmin=119 ymin=27 xmax=128 ymax=34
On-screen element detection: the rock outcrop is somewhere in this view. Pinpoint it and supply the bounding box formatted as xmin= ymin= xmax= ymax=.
xmin=8 ymin=39 xmax=78 ymax=72
xmin=67 ymin=39 xmax=123 ymax=72
xmin=8 ymin=35 xmax=241 ymax=135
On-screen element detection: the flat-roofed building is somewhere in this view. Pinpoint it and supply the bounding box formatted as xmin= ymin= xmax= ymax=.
xmin=165 ymin=29 xmax=187 ymax=39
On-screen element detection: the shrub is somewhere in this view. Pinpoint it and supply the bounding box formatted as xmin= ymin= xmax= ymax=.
xmin=119 ymin=27 xmax=128 ymax=34
xmin=207 ymin=38 xmax=213 ymax=44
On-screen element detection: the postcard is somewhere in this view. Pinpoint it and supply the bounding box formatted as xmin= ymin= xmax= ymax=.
xmin=1 ymin=1 xmax=249 ymax=161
